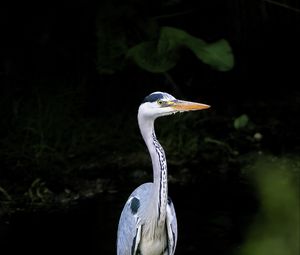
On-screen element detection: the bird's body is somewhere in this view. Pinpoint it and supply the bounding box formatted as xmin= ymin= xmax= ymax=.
xmin=117 ymin=92 xmax=209 ymax=255
xmin=117 ymin=183 xmax=176 ymax=255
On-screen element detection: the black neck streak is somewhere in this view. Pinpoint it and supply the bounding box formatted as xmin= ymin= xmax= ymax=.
xmin=152 ymin=131 xmax=168 ymax=223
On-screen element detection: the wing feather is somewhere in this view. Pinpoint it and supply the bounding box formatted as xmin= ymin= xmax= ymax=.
xmin=117 ymin=183 xmax=152 ymax=255
xmin=166 ymin=198 xmax=178 ymax=255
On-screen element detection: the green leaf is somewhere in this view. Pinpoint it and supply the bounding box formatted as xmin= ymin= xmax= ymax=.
xmin=127 ymin=26 xmax=234 ymax=73
xmin=186 ymin=39 xmax=234 ymax=71
xmin=127 ymin=41 xmax=178 ymax=73
xmin=234 ymin=114 xmax=249 ymax=130
xmin=158 ymin=27 xmax=192 ymax=52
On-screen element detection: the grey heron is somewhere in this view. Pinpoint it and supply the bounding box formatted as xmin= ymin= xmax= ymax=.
xmin=117 ymin=92 xmax=210 ymax=255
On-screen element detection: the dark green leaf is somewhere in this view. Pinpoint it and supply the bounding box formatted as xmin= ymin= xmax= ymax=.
xmin=127 ymin=26 xmax=234 ymax=73
xmin=234 ymin=114 xmax=249 ymax=130
xmin=187 ymin=39 xmax=234 ymax=71
xmin=127 ymin=41 xmax=178 ymax=73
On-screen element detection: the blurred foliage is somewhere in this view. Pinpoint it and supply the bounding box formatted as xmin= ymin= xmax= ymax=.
xmin=25 ymin=178 xmax=53 ymax=204
xmin=0 ymin=88 xmax=80 ymax=182
xmin=0 ymin=86 xmax=139 ymax=214
xmin=1 ymin=83 xmax=294 ymax=217
xmin=95 ymin=2 xmax=234 ymax=74
xmin=0 ymin=186 xmax=11 ymax=201
xmin=239 ymin=155 xmax=300 ymax=255
xmin=95 ymin=0 xmax=162 ymax=74
xmin=234 ymin=114 xmax=249 ymax=130
xmin=127 ymin=27 xmax=234 ymax=73
xmin=156 ymin=114 xmax=201 ymax=163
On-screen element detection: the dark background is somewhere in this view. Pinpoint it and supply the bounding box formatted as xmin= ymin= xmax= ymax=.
xmin=0 ymin=1 xmax=299 ymax=255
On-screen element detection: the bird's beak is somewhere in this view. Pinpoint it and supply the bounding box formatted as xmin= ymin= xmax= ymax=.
xmin=170 ymin=100 xmax=210 ymax=112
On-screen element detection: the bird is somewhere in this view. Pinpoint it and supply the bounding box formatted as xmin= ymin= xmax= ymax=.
xmin=117 ymin=91 xmax=210 ymax=255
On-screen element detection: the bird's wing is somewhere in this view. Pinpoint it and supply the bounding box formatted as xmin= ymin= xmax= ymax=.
xmin=117 ymin=183 xmax=152 ymax=255
xmin=166 ymin=197 xmax=178 ymax=255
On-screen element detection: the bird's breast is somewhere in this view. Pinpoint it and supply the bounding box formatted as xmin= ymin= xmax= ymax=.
xmin=139 ymin=228 xmax=167 ymax=255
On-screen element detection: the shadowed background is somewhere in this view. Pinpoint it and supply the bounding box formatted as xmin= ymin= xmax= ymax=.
xmin=0 ymin=1 xmax=299 ymax=254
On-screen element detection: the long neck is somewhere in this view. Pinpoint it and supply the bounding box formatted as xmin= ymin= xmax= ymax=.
xmin=138 ymin=114 xmax=168 ymax=223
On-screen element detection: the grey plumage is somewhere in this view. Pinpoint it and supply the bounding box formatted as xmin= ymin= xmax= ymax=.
xmin=117 ymin=92 xmax=209 ymax=255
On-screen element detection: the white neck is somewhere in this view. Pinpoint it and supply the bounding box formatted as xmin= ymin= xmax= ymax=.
xmin=138 ymin=111 xmax=168 ymax=224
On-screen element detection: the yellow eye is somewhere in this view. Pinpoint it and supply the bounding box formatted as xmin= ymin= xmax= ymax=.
xmin=157 ymin=100 xmax=163 ymax=105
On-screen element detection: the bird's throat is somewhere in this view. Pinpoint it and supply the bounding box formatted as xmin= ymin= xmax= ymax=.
xmin=138 ymin=115 xmax=168 ymax=224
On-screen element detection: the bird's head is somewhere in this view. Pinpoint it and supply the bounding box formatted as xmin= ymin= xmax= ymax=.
xmin=138 ymin=91 xmax=210 ymax=120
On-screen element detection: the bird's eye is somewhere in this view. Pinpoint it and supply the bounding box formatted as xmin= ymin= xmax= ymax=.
xmin=157 ymin=100 xmax=163 ymax=105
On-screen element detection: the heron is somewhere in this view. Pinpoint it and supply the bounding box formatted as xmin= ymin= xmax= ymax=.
xmin=117 ymin=91 xmax=210 ymax=255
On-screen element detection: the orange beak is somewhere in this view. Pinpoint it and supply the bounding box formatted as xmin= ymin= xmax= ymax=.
xmin=170 ymin=100 xmax=210 ymax=111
